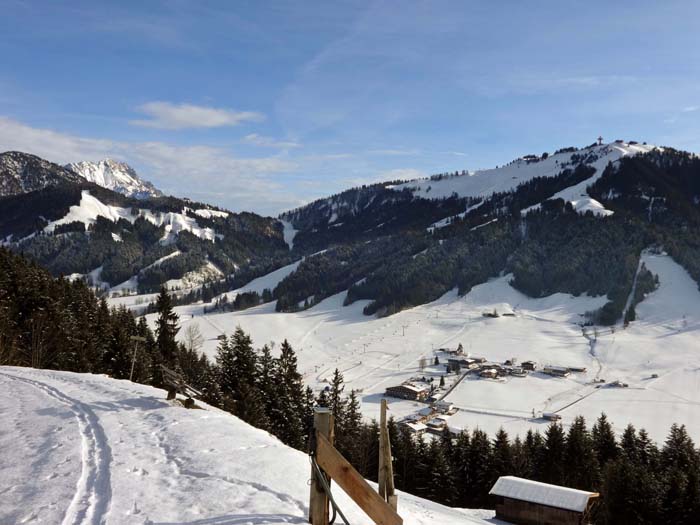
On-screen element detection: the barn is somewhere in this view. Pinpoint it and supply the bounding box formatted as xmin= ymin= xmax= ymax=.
xmin=489 ymin=476 xmax=599 ymax=525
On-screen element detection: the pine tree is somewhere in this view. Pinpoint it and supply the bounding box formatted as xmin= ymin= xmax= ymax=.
xmin=337 ymin=389 xmax=362 ymax=464
xmin=256 ymin=344 xmax=278 ymax=415
xmin=564 ymin=416 xmax=600 ymax=490
xmin=272 ymin=339 xmax=306 ymax=449
xmin=467 ymin=429 xmax=493 ymax=508
xmin=492 ymin=428 xmax=514 ymax=484
xmin=215 ymin=335 xmax=237 ymax=412
xmin=452 ymin=430 xmax=471 ymax=506
xmin=540 ymin=422 xmax=567 ymax=485
xmin=426 ymin=438 xmax=457 ymax=505
xmin=154 ymin=287 xmax=179 ymax=368
xmin=328 ymin=368 xmax=347 ymax=430
xmin=592 ymin=413 xmax=619 ymax=466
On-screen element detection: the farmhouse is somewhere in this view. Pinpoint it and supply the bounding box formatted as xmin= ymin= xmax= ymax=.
xmin=479 ymin=368 xmax=499 ymax=379
xmin=447 ymin=357 xmax=481 ymax=372
xmin=434 ymin=399 xmax=454 ymax=413
xmin=489 ymin=476 xmax=599 ymax=525
xmin=522 ymin=360 xmax=537 ymax=371
xmin=403 ymin=422 xmax=427 ymax=435
xmin=385 ymin=383 xmax=430 ymax=401
xmin=543 ymin=365 xmax=571 ymax=378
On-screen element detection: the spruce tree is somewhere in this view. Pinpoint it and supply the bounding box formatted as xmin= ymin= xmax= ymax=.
xmin=272 ymin=339 xmax=305 ymax=449
xmin=492 ymin=428 xmax=514 ymax=484
xmin=154 ymin=287 xmax=179 ymax=368
xmin=540 ymin=422 xmax=567 ymax=485
xmin=564 ymin=416 xmax=600 ymax=490
xmin=467 ymin=429 xmax=493 ymax=508
xmin=592 ymin=413 xmax=619 ymax=466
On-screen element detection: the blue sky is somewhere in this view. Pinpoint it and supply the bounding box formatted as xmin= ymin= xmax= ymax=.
xmin=1 ymin=0 xmax=699 ymax=215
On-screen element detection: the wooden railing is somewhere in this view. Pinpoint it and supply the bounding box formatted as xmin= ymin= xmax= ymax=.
xmin=309 ymin=402 xmax=402 ymax=525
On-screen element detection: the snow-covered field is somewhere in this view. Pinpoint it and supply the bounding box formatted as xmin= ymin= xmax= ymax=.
xmin=104 ymin=244 xmax=700 ymax=443
xmin=0 ymin=367 xmax=498 ymax=525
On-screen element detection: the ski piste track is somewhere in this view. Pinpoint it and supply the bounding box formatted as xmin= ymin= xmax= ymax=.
xmin=0 ymin=371 xmax=113 ymax=525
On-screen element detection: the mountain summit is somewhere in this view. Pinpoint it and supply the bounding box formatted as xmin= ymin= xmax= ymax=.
xmin=0 ymin=151 xmax=83 ymax=197
xmin=66 ymin=158 xmax=162 ymax=199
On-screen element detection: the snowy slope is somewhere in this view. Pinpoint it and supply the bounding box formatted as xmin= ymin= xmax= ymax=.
xmin=66 ymin=159 xmax=162 ymax=199
xmin=395 ymin=141 xmax=657 ymax=216
xmin=0 ymin=367 xmax=497 ymax=525
xmin=44 ymin=190 xmax=217 ymax=243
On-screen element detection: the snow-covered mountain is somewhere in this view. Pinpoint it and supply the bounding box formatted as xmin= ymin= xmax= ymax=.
xmin=0 ymin=151 xmax=82 ymax=197
xmin=0 ymin=367 xmax=497 ymax=525
xmin=66 ymin=158 xmax=163 ymax=199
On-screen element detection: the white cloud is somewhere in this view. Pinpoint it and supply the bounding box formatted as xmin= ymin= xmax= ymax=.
xmin=242 ymin=133 xmax=301 ymax=149
xmin=682 ymin=106 xmax=699 ymax=113
xmin=368 ymin=148 xmax=419 ymax=156
xmin=0 ymin=116 xmax=297 ymax=215
xmin=130 ymin=101 xmax=264 ymax=130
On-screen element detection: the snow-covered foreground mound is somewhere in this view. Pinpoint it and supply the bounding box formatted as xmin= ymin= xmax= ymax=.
xmin=0 ymin=367 xmax=497 ymax=525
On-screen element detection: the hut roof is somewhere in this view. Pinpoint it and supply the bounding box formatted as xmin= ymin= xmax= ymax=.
xmin=489 ymin=476 xmax=598 ymax=513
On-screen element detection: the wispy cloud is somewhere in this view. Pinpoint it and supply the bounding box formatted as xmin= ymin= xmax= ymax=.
xmin=682 ymin=106 xmax=699 ymax=113
xmin=242 ymin=133 xmax=301 ymax=149
xmin=131 ymin=102 xmax=264 ymax=130
xmin=0 ymin=116 xmax=297 ymax=215
xmin=368 ymin=148 xmax=420 ymax=156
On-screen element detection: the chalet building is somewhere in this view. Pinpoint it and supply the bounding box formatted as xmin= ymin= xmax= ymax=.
xmin=447 ymin=357 xmax=480 ymax=373
xmin=385 ymin=383 xmax=429 ymax=401
xmin=403 ymin=422 xmax=427 ymax=435
xmin=479 ymin=368 xmax=499 ymax=379
xmin=434 ymin=399 xmax=454 ymax=413
xmin=522 ymin=361 xmax=537 ymax=371
xmin=489 ymin=476 xmax=599 ymax=525
xmin=543 ymin=365 xmax=571 ymax=377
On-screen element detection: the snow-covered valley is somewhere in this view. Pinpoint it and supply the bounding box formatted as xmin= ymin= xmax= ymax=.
xmin=103 ymin=251 xmax=700 ymax=444
xmin=0 ymin=367 xmax=498 ymax=525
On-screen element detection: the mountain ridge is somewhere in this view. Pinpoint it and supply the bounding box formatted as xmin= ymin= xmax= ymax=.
xmin=66 ymin=158 xmax=163 ymax=199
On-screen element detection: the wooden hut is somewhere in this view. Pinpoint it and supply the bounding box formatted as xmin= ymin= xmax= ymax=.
xmin=385 ymin=383 xmax=429 ymax=401
xmin=489 ymin=476 xmax=599 ymax=525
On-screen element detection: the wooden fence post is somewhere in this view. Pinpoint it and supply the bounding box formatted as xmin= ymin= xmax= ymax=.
xmin=309 ymin=407 xmax=334 ymax=525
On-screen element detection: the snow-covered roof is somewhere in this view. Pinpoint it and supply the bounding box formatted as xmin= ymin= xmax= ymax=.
xmin=489 ymin=476 xmax=598 ymax=512
xmin=389 ymin=383 xmax=428 ymax=393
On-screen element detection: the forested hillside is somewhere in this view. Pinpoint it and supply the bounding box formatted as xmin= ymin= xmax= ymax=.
xmin=3 ymin=144 xmax=700 ymax=325
xmin=0 ymin=152 xmax=293 ymax=293
xmin=271 ymin=145 xmax=700 ymax=325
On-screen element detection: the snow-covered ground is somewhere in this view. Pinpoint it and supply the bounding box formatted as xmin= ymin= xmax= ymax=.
xmin=396 ymin=141 xmax=656 ymax=217
xmin=0 ymin=367 xmax=497 ymax=525
xmin=111 ymin=249 xmax=699 ymax=443
xmin=44 ymin=190 xmax=217 ymax=244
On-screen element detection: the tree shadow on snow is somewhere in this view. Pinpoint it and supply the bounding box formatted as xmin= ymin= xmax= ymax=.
xmin=150 ymin=514 xmax=308 ymax=525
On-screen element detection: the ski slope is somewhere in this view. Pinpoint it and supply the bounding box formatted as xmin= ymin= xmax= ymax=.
xmin=132 ymin=249 xmax=700 ymax=442
xmin=0 ymin=367 xmax=497 ymax=525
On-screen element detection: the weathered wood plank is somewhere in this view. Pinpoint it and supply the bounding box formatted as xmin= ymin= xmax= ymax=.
xmin=309 ymin=409 xmax=333 ymax=524
xmin=316 ymin=432 xmax=403 ymax=525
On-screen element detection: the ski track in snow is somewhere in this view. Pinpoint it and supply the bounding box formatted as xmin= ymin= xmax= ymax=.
xmin=1 ymin=367 xmax=499 ymax=525
xmin=0 ymin=371 xmax=113 ymax=525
